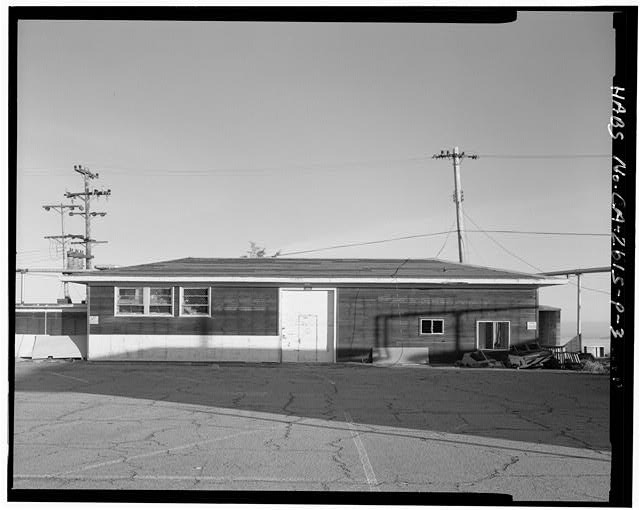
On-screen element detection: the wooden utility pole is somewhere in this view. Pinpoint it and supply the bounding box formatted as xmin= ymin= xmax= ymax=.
xmin=432 ymin=147 xmax=478 ymax=263
xmin=42 ymin=203 xmax=84 ymax=300
xmin=65 ymin=165 xmax=111 ymax=269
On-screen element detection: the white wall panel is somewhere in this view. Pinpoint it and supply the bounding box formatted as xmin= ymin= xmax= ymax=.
xmin=88 ymin=334 xmax=281 ymax=362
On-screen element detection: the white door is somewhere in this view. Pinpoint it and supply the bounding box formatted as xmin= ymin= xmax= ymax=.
xmin=280 ymin=289 xmax=333 ymax=362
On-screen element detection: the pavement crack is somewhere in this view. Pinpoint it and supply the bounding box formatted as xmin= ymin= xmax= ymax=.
xmin=327 ymin=437 xmax=353 ymax=481
xmin=463 ymin=455 xmax=521 ymax=487
xmin=282 ymin=392 xmax=295 ymax=415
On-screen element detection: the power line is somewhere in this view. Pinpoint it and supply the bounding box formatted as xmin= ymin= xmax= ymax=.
xmin=467 ymin=229 xmax=609 ymax=237
xmin=279 ymin=230 xmax=454 ymax=256
xmin=464 ymin=229 xmax=487 ymax=267
xmin=16 ymin=249 xmax=47 ymax=254
xmin=278 ymin=225 xmax=610 ymax=257
xmin=18 ymin=156 xmax=430 ymax=177
xmin=435 ymin=217 xmax=456 ymax=258
xmin=18 ymin=153 xmax=610 ymax=176
xmin=477 ymin=154 xmax=610 ymax=159
xmin=566 ymin=278 xmax=610 ymax=296
xmin=463 ymin=211 xmax=545 ymax=273
xmin=463 ymin=213 xmax=610 ymax=296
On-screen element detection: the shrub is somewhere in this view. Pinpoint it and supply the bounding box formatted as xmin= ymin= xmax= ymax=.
xmin=581 ymin=360 xmax=609 ymax=374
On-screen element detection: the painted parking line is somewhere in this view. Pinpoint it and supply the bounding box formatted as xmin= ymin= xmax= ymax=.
xmin=43 ymin=372 xmax=89 ymax=384
xmin=344 ymin=411 xmax=379 ymax=492
xmin=53 ymin=426 xmax=278 ymax=477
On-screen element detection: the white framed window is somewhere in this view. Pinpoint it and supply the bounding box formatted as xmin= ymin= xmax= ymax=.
xmin=476 ymin=321 xmax=510 ymax=349
xmin=116 ymin=287 xmax=144 ymax=315
xmin=149 ymin=287 xmax=174 ymax=315
xmin=115 ymin=287 xmax=174 ymax=316
xmin=180 ymin=287 xmax=211 ymax=317
xmin=420 ymin=318 xmax=444 ymax=335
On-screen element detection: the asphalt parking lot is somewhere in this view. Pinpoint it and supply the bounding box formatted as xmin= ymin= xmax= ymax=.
xmin=12 ymin=360 xmax=610 ymax=501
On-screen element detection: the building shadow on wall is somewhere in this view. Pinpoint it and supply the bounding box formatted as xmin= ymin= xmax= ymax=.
xmin=340 ymin=305 xmax=541 ymax=364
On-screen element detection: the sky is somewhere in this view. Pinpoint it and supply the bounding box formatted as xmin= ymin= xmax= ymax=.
xmin=15 ymin=12 xmax=614 ymax=338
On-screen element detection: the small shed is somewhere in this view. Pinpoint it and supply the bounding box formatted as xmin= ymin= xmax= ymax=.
xmin=63 ymin=258 xmax=566 ymax=364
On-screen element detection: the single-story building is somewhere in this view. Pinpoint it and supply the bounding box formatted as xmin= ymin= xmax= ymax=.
xmin=60 ymin=257 xmax=567 ymax=363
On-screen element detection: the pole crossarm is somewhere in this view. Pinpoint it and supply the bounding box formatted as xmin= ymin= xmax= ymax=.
xmin=70 ymin=240 xmax=108 ymax=245
xmin=44 ymin=234 xmax=85 ymax=240
xmin=432 ymin=150 xmax=479 ymax=160
xmin=74 ymin=164 xmax=99 ymax=179
xmin=64 ymin=190 xmax=111 ymax=199
xmin=42 ymin=204 xmax=83 ymax=211
xmin=69 ymin=211 xmax=107 ymax=217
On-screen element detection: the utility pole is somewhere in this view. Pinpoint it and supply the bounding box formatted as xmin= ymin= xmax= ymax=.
xmin=42 ymin=203 xmax=84 ymax=300
xmin=65 ymin=165 xmax=111 ymax=269
xmin=432 ymin=147 xmax=478 ymax=263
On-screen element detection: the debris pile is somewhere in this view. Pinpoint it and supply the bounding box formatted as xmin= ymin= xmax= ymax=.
xmin=457 ymin=350 xmax=505 ymax=368
xmin=456 ymin=342 xmax=598 ymax=370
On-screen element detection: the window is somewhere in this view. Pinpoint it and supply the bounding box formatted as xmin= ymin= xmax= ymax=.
xmin=149 ymin=288 xmax=173 ymax=315
xmin=181 ymin=287 xmax=211 ymax=316
xmin=116 ymin=287 xmax=144 ymax=315
xmin=115 ymin=287 xmax=174 ymax=316
xmin=477 ymin=321 xmax=510 ymax=349
xmin=420 ymin=318 xmax=444 ymax=335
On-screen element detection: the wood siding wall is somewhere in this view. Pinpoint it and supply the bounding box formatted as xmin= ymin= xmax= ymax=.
xmin=89 ymin=284 xmax=278 ymax=336
xmin=87 ymin=282 xmax=539 ymax=364
xmin=336 ymin=287 xmax=538 ymax=363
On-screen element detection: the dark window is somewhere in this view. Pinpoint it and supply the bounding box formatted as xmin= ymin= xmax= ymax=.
xmin=420 ymin=318 xmax=444 ymax=335
xmin=477 ymin=321 xmax=510 ymax=349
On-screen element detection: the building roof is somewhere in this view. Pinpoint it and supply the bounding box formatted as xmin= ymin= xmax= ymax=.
xmin=63 ymin=258 xmax=567 ymax=287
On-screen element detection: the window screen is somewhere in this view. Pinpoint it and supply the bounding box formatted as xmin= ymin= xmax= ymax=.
xmin=149 ymin=288 xmax=173 ymax=315
xmin=182 ymin=288 xmax=210 ymax=316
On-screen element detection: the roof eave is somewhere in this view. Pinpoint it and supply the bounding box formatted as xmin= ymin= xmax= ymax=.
xmin=61 ymin=275 xmax=568 ymax=287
